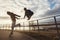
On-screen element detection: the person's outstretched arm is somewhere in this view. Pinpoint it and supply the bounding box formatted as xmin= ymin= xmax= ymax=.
xmin=15 ymin=14 xmax=21 ymax=17
xmin=15 ymin=16 xmax=20 ymax=19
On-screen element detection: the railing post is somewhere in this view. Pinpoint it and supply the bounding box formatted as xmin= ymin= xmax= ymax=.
xmin=23 ymin=22 xmax=25 ymax=31
xmin=29 ymin=21 xmax=30 ymax=32
xmin=32 ymin=21 xmax=34 ymax=31
xmin=3 ymin=24 xmax=4 ymax=29
xmin=54 ymin=16 xmax=60 ymax=39
xmin=37 ymin=20 xmax=39 ymax=31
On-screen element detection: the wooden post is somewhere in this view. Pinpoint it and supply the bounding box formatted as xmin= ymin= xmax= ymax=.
xmin=54 ymin=16 xmax=60 ymax=38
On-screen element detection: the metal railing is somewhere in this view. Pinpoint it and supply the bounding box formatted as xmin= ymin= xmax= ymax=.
xmin=0 ymin=14 xmax=60 ymax=38
xmin=27 ymin=14 xmax=60 ymax=39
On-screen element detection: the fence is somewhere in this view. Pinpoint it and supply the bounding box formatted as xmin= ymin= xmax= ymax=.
xmin=28 ymin=14 xmax=60 ymax=38
xmin=0 ymin=14 xmax=60 ymax=38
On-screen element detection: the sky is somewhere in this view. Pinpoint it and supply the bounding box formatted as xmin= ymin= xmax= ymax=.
xmin=0 ymin=0 xmax=60 ymax=24
xmin=0 ymin=0 xmax=49 ymax=17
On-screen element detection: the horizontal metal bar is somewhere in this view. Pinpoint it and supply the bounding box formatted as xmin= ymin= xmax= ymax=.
xmin=29 ymin=14 xmax=60 ymax=22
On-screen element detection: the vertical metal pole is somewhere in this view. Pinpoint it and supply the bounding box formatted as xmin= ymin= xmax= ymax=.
xmin=32 ymin=21 xmax=34 ymax=31
xmin=0 ymin=24 xmax=1 ymax=29
xmin=54 ymin=16 xmax=60 ymax=38
xmin=23 ymin=22 xmax=25 ymax=31
xmin=6 ymin=24 xmax=7 ymax=30
xmin=37 ymin=20 xmax=39 ymax=31
xmin=34 ymin=26 xmax=35 ymax=31
xmin=29 ymin=21 xmax=30 ymax=32
xmin=3 ymin=24 xmax=4 ymax=29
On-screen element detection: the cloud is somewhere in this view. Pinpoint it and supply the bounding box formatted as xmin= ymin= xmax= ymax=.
xmin=40 ymin=6 xmax=60 ymax=18
xmin=38 ymin=0 xmax=60 ymax=17
xmin=47 ymin=0 xmax=60 ymax=16
xmin=49 ymin=7 xmax=60 ymax=14
xmin=47 ymin=0 xmax=60 ymax=9
xmin=0 ymin=0 xmax=50 ymax=18
xmin=31 ymin=0 xmax=50 ymax=18
xmin=0 ymin=0 xmax=60 ymax=18
xmin=48 ymin=0 xmax=56 ymax=9
xmin=0 ymin=0 xmax=60 ymax=24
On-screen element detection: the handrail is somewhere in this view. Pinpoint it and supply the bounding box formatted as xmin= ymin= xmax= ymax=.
xmin=28 ymin=14 xmax=60 ymax=22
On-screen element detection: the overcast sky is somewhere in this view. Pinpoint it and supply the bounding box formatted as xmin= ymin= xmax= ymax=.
xmin=0 ymin=0 xmax=59 ymax=16
xmin=0 ymin=0 xmax=60 ymax=23
xmin=0 ymin=0 xmax=60 ymax=19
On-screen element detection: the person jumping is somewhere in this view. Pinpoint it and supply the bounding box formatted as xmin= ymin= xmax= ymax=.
xmin=7 ymin=11 xmax=21 ymax=37
xmin=24 ymin=8 xmax=34 ymax=20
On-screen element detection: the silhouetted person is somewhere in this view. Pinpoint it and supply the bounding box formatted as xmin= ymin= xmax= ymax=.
xmin=7 ymin=11 xmax=21 ymax=37
xmin=24 ymin=8 xmax=34 ymax=20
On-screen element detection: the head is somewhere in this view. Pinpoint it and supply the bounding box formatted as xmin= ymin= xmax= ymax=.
xmin=7 ymin=11 xmax=13 ymax=15
xmin=24 ymin=8 xmax=27 ymax=11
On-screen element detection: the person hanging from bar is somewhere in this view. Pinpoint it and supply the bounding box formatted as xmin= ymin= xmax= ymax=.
xmin=24 ymin=8 xmax=34 ymax=20
xmin=7 ymin=11 xmax=21 ymax=37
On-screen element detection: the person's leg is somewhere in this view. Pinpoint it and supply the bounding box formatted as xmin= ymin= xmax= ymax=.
xmin=11 ymin=26 xmax=14 ymax=34
xmin=27 ymin=15 xmax=31 ymax=20
xmin=9 ymin=22 xmax=15 ymax=37
xmin=14 ymin=23 xmax=21 ymax=27
xmin=9 ymin=27 xmax=14 ymax=37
